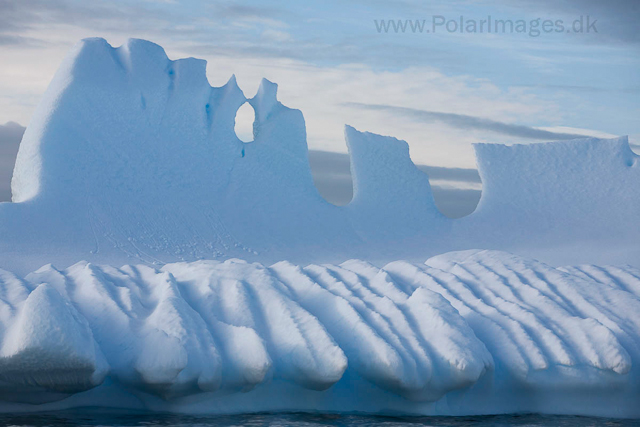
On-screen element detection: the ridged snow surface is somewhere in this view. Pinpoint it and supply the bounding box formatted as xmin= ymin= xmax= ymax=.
xmin=0 ymin=250 xmax=638 ymax=417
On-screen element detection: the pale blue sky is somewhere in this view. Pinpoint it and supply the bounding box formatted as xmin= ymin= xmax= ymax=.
xmin=0 ymin=0 xmax=638 ymax=179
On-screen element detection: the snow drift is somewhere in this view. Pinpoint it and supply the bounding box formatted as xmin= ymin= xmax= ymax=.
xmin=0 ymin=38 xmax=638 ymax=273
xmin=0 ymin=251 xmax=638 ymax=417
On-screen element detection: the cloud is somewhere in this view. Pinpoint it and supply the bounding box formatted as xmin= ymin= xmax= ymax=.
xmin=308 ymin=150 xmax=480 ymax=218
xmin=0 ymin=0 xmax=168 ymax=34
xmin=421 ymin=165 xmax=481 ymax=185
xmin=209 ymin=3 xmax=284 ymax=21
xmin=535 ymin=126 xmax=618 ymax=139
xmin=512 ymin=0 xmax=640 ymax=45
xmin=343 ymin=102 xmax=591 ymax=141
xmin=0 ymin=0 xmax=634 ymax=174
xmin=309 ymin=149 xmax=480 ymax=184
xmin=0 ymin=34 xmax=45 ymax=47
xmin=0 ymin=0 xmax=289 ymax=50
xmin=514 ymin=84 xmax=640 ymax=94
xmin=0 ymin=121 xmax=25 ymax=202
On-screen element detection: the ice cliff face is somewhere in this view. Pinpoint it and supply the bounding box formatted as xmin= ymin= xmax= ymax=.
xmin=0 ymin=250 xmax=639 ymax=417
xmin=466 ymin=137 xmax=640 ymax=249
xmin=0 ymin=38 xmax=638 ymax=272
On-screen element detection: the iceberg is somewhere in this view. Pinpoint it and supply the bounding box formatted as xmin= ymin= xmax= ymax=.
xmin=0 ymin=38 xmax=638 ymax=417
xmin=1 ymin=38 xmax=638 ymax=272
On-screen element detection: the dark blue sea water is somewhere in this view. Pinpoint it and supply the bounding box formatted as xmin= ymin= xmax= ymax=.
xmin=0 ymin=411 xmax=637 ymax=427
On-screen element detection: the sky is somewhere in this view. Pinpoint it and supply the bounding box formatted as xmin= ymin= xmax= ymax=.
xmin=0 ymin=0 xmax=638 ymax=212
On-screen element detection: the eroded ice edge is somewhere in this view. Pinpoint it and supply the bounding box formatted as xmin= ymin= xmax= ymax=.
xmin=0 ymin=38 xmax=639 ymax=417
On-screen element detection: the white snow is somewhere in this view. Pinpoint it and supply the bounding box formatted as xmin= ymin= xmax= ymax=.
xmin=0 ymin=272 xmax=108 ymax=404
xmin=0 ymin=251 xmax=636 ymax=417
xmin=0 ymin=38 xmax=639 ymax=417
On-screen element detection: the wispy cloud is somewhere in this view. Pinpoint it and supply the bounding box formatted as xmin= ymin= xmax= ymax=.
xmin=514 ymin=83 xmax=640 ymax=94
xmin=512 ymin=0 xmax=640 ymax=45
xmin=309 ymin=150 xmax=480 ymax=184
xmin=208 ymin=3 xmax=284 ymax=21
xmin=0 ymin=34 xmax=46 ymax=47
xmin=343 ymin=102 xmax=592 ymax=140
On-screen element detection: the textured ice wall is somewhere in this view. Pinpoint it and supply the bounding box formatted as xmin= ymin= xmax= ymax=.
xmin=1 ymin=38 xmax=638 ymax=272
xmin=2 ymin=39 xmax=352 ymax=270
xmin=0 ymin=251 xmax=638 ymax=417
xmin=464 ymin=137 xmax=640 ymax=246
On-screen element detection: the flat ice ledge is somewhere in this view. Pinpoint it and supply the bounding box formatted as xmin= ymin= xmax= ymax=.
xmin=0 ymin=250 xmax=638 ymax=418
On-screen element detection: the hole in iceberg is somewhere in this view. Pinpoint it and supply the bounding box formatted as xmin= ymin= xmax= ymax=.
xmin=234 ymin=102 xmax=256 ymax=143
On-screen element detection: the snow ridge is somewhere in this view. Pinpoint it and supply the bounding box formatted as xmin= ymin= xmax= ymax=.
xmin=0 ymin=250 xmax=638 ymax=417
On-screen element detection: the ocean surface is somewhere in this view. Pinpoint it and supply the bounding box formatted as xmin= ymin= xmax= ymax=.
xmin=0 ymin=411 xmax=637 ymax=427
